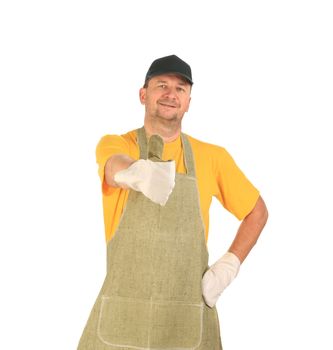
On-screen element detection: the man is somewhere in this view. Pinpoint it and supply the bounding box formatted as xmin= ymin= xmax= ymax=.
xmin=78 ymin=55 xmax=268 ymax=349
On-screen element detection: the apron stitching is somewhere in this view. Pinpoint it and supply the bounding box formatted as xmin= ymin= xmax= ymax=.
xmin=96 ymin=296 xmax=104 ymax=344
xmin=97 ymin=295 xmax=149 ymax=349
xmin=97 ymin=296 xmax=204 ymax=349
xmin=147 ymin=296 xmax=152 ymax=349
xmin=193 ymin=304 xmax=205 ymax=350
xmin=213 ymin=308 xmax=222 ymax=347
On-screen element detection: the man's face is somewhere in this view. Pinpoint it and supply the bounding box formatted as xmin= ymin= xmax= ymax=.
xmin=139 ymin=74 xmax=191 ymax=124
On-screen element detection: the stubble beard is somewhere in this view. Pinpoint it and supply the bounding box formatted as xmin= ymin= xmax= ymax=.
xmin=146 ymin=108 xmax=182 ymax=135
xmin=155 ymin=109 xmax=181 ymax=128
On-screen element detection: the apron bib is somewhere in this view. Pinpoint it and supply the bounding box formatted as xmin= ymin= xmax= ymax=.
xmin=78 ymin=127 xmax=223 ymax=350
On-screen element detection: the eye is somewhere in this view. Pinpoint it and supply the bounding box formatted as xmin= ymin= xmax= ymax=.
xmin=176 ymin=87 xmax=186 ymax=93
xmin=158 ymin=84 xmax=167 ymax=89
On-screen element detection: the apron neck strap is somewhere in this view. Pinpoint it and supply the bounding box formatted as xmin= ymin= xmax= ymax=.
xmin=136 ymin=126 xmax=196 ymax=177
xmin=137 ymin=126 xmax=148 ymax=159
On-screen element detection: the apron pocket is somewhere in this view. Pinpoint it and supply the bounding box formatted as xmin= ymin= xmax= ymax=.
xmin=97 ymin=295 xmax=151 ymax=348
xmin=150 ymin=301 xmax=203 ymax=349
xmin=98 ymin=295 xmax=203 ymax=349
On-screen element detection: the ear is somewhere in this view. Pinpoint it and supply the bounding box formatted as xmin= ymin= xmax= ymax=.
xmin=139 ymin=88 xmax=146 ymax=105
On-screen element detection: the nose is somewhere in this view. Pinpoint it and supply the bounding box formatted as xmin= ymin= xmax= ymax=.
xmin=162 ymin=86 xmax=178 ymax=99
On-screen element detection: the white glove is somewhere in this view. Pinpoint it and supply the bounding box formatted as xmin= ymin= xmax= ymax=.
xmin=114 ymin=159 xmax=176 ymax=206
xmin=201 ymin=252 xmax=241 ymax=308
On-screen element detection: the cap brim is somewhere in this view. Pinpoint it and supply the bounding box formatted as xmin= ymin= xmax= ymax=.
xmin=146 ymin=70 xmax=193 ymax=85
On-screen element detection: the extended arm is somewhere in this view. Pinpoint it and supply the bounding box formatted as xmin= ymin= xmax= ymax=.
xmin=103 ymin=154 xmax=176 ymax=206
xmin=105 ymin=154 xmax=136 ymax=189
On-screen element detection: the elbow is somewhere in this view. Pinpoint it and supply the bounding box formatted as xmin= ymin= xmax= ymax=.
xmin=247 ymin=195 xmax=269 ymax=230
xmin=256 ymin=196 xmax=269 ymax=228
xmin=261 ymin=202 xmax=269 ymax=225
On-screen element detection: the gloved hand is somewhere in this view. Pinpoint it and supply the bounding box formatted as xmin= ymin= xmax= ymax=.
xmin=201 ymin=252 xmax=241 ymax=308
xmin=114 ymin=159 xmax=176 ymax=206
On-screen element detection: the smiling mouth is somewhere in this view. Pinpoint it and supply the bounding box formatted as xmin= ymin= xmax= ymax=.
xmin=159 ymin=102 xmax=177 ymax=108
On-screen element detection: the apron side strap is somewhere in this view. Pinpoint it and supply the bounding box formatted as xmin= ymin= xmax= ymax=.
xmin=181 ymin=133 xmax=196 ymax=177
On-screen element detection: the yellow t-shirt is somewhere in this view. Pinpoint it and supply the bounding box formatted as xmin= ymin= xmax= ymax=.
xmin=96 ymin=128 xmax=260 ymax=243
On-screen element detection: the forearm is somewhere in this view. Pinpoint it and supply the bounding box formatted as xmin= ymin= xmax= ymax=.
xmin=229 ymin=196 xmax=268 ymax=263
xmin=104 ymin=154 xmax=136 ymax=188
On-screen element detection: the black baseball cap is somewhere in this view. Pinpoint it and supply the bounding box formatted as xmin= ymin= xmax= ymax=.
xmin=144 ymin=55 xmax=193 ymax=85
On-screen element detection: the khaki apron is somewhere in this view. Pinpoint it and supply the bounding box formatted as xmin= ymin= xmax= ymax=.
xmin=78 ymin=127 xmax=223 ymax=350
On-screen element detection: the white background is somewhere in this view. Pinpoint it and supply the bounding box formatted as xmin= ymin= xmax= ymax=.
xmin=1 ymin=1 xmax=332 ymax=349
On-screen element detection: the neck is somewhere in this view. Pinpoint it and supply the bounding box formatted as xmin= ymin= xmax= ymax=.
xmin=144 ymin=120 xmax=181 ymax=143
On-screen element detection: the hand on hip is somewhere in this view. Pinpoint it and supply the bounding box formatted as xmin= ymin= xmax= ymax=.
xmin=201 ymin=252 xmax=241 ymax=308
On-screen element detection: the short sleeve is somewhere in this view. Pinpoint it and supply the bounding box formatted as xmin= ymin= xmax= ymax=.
xmin=212 ymin=146 xmax=260 ymax=220
xmin=95 ymin=135 xmax=130 ymax=196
